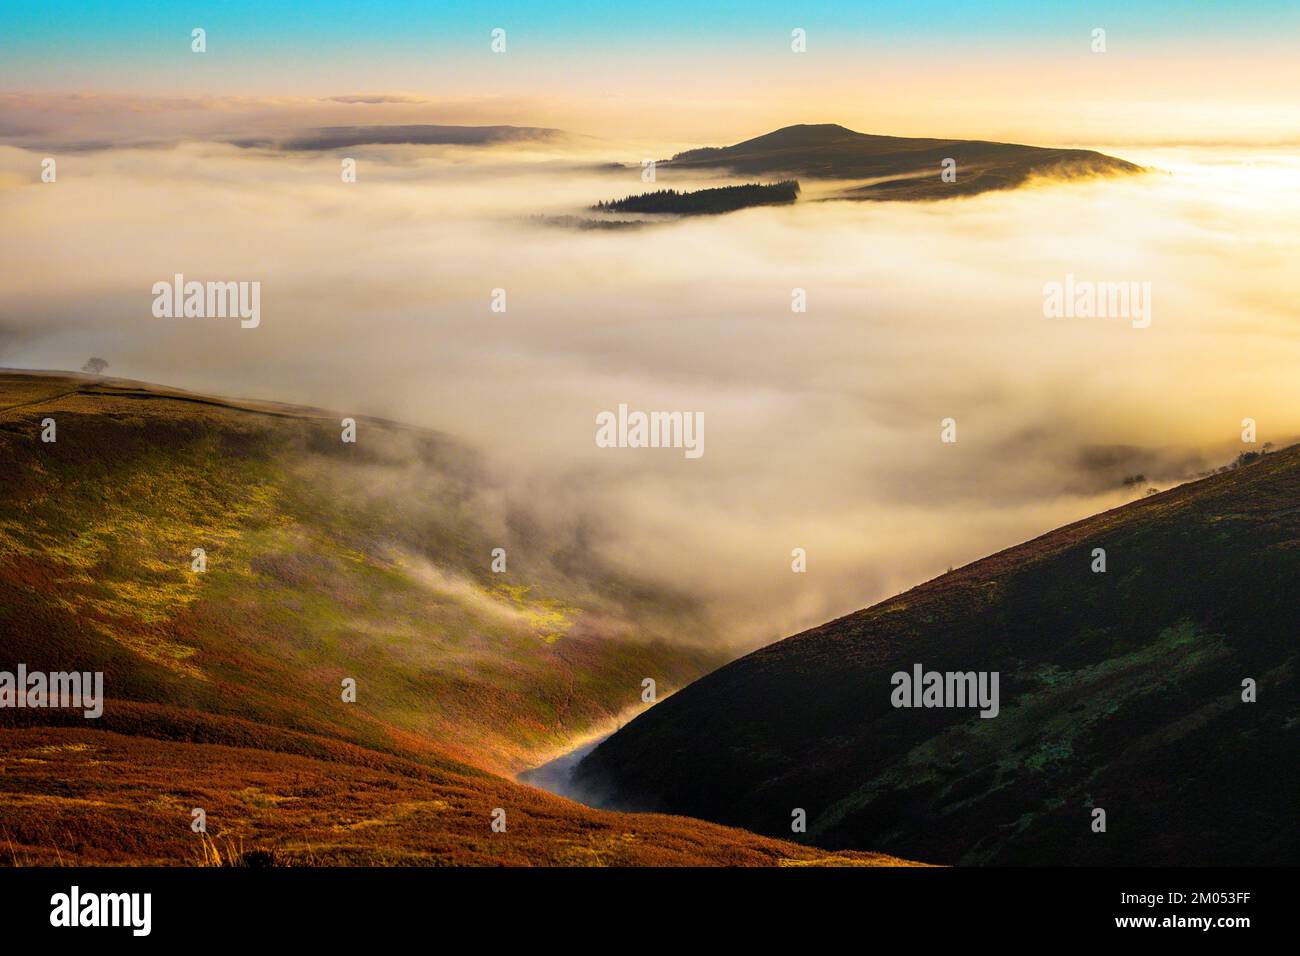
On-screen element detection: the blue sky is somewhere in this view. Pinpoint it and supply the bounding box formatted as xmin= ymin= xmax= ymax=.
xmin=3 ymin=0 xmax=1297 ymax=146
xmin=3 ymin=0 xmax=1297 ymax=79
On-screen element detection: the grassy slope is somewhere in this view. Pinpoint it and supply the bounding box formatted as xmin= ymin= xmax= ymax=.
xmin=666 ymin=124 xmax=1144 ymax=200
xmin=0 ymin=371 xmax=913 ymax=866
xmin=578 ymin=444 xmax=1300 ymax=865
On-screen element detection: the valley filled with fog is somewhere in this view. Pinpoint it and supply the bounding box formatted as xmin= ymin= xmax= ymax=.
xmin=3 ymin=135 xmax=1298 ymax=650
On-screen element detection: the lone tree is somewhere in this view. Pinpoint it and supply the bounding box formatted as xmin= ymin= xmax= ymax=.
xmin=81 ymin=357 xmax=108 ymax=375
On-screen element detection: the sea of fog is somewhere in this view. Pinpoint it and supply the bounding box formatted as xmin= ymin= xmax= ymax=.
xmin=2 ymin=140 xmax=1298 ymax=649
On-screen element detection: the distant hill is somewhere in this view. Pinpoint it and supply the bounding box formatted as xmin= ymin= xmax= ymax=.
xmin=237 ymin=124 xmax=565 ymax=151
xmin=666 ymin=123 xmax=1144 ymax=200
xmin=577 ymin=445 xmax=1300 ymax=864
xmin=0 ymin=371 xmax=925 ymax=865
xmin=593 ymin=181 xmax=799 ymax=215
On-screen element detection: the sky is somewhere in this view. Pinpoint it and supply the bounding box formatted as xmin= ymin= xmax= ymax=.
xmin=3 ymin=1 xmax=1299 ymax=144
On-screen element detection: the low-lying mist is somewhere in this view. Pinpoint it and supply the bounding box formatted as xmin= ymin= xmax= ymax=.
xmin=3 ymin=135 xmax=1298 ymax=651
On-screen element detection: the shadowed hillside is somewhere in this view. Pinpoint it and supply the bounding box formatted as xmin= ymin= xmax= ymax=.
xmin=666 ymin=123 xmax=1144 ymax=200
xmin=577 ymin=445 xmax=1300 ymax=865
xmin=0 ymin=370 xmax=916 ymax=865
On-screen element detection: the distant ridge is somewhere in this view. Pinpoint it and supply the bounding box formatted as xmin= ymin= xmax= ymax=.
xmin=236 ymin=124 xmax=565 ymax=151
xmin=666 ymin=123 xmax=1144 ymax=200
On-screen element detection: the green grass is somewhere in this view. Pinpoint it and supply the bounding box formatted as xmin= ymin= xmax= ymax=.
xmin=0 ymin=374 xmax=725 ymax=774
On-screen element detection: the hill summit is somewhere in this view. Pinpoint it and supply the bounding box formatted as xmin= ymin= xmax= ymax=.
xmin=667 ymin=123 xmax=1143 ymax=199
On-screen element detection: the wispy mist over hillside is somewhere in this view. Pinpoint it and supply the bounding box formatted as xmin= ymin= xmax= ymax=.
xmin=3 ymin=135 xmax=1298 ymax=649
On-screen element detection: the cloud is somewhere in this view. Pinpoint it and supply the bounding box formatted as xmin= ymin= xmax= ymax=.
xmin=326 ymin=94 xmax=435 ymax=105
xmin=272 ymin=125 xmax=566 ymax=151
xmin=0 ymin=93 xmax=596 ymax=153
